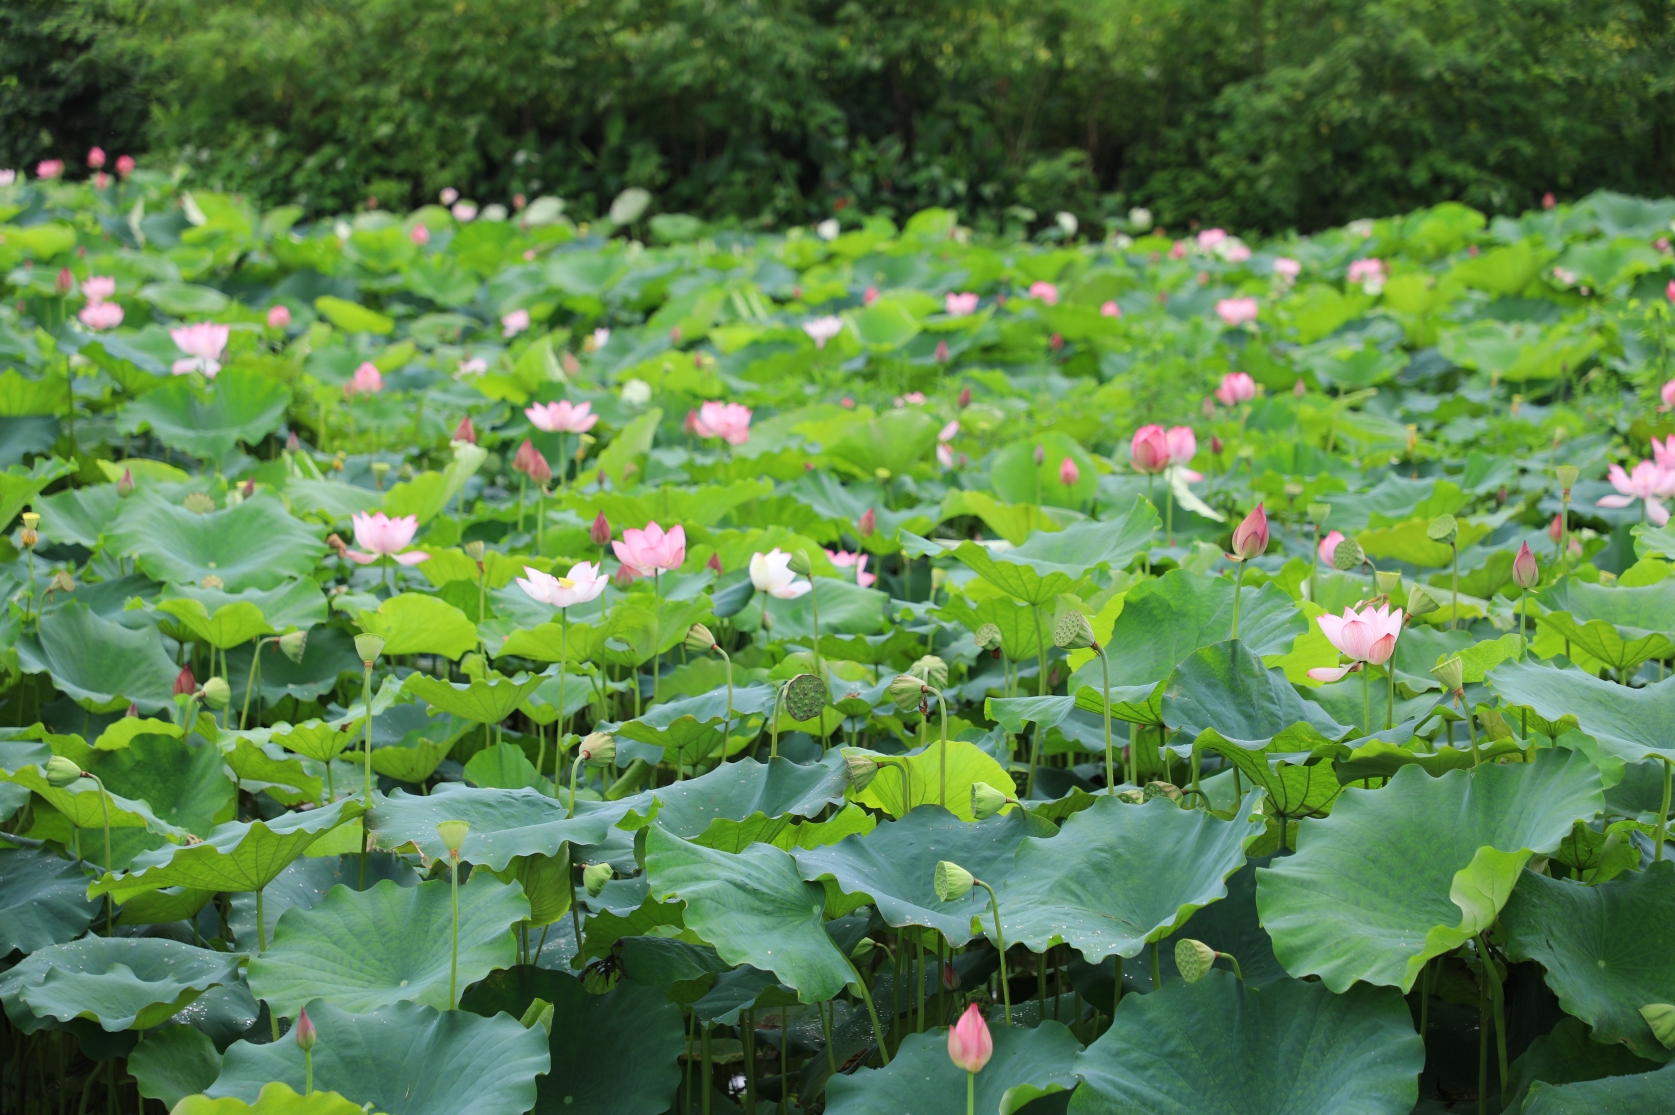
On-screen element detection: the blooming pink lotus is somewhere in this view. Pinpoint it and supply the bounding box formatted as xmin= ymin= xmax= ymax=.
xmin=1100 ymin=300 xmax=1121 ymax=318
xmin=1197 ymin=228 xmax=1227 ymax=250
xmin=440 ymin=187 xmax=459 ymax=206
xmin=78 ymin=302 xmax=123 ymax=330
xmin=936 ymin=442 xmax=955 ymax=469
xmin=826 ymin=549 xmax=876 ymax=588
xmin=87 ymin=147 xmax=106 ymax=169
xmin=36 ymin=160 xmax=64 ymax=180
xmin=804 ymin=316 xmax=844 ymax=349
xmin=1131 ymin=425 xmax=1170 ymax=474
xmin=945 ymin=292 xmax=979 ymax=317
xmin=346 ymin=512 xmax=429 ymax=565
xmin=115 ymin=155 xmax=135 ymax=177
xmin=898 ymin=392 xmax=926 ymax=406
xmin=1654 ymin=436 xmax=1675 ymax=471
xmin=613 ymin=521 xmax=686 ymax=576
xmin=1166 ymin=426 xmax=1199 ymax=474
xmin=526 ymin=400 xmax=598 ymax=434
xmin=170 ymin=323 xmax=230 ymax=377
xmin=1215 ymin=372 xmax=1256 ymax=406
xmin=1348 ymin=259 xmax=1386 ymax=293
xmin=1597 ymin=460 xmax=1671 ymax=524
xmin=0 ymin=170 xmax=16 ymax=187
xmin=1027 ymin=281 xmax=1059 ymax=305
xmin=1273 ymin=257 xmax=1301 ymax=282
xmin=1223 ymin=242 xmax=1252 ymax=263
xmin=1317 ymin=529 xmax=1346 ymax=564
xmin=948 ymin=1003 xmax=993 ymax=1074
xmin=1059 ymin=457 xmax=1080 ymax=486
xmin=83 ymin=276 xmax=116 ymax=302
xmin=1215 ymin=298 xmax=1259 ymax=327
xmin=452 ymin=201 xmax=478 ymax=222
xmin=750 ymin=549 xmax=812 ymax=599
xmin=458 ymin=357 xmax=488 ymax=377
xmin=345 ymin=362 xmax=383 ymax=397
xmin=692 ymin=401 xmax=752 ymax=445
xmin=501 ymin=309 xmax=531 ymax=338
xmin=267 ymin=304 xmax=291 ymax=329
xmin=517 ymin=561 xmax=607 ymax=609
xmin=1308 ymin=604 xmax=1404 ymax=682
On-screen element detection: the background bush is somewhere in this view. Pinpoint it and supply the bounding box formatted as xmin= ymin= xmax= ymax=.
xmin=7 ymin=0 xmax=1675 ymax=233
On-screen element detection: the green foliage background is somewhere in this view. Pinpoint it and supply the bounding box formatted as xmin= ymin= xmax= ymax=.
xmin=7 ymin=0 xmax=1675 ymax=232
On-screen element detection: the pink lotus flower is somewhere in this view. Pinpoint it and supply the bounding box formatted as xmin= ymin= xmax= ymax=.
xmin=1273 ymin=257 xmax=1301 ymax=282
xmin=452 ymin=201 xmax=477 ymax=222
xmin=1597 ymin=460 xmax=1671 ymax=524
xmin=1215 ymin=372 xmax=1256 ymax=406
xmin=345 ymin=362 xmax=383 ymax=396
xmin=1027 ymin=282 xmax=1059 ymax=305
xmin=948 ymin=1003 xmax=993 ymax=1074
xmin=526 ymin=400 xmax=598 ymax=434
xmin=826 ymin=550 xmax=876 ymax=588
xmin=1317 ymin=530 xmax=1346 ymax=565
xmin=502 ymin=309 xmax=531 ymax=338
xmin=83 ymin=276 xmax=116 ymax=302
xmin=749 ymin=548 xmax=812 ymax=599
xmin=266 ymin=304 xmax=291 ymax=328
xmin=410 ymin=224 xmax=431 ymax=246
xmin=78 ymin=301 xmax=123 ymax=330
xmin=0 ymin=170 xmax=15 ymax=187
xmin=1131 ymin=425 xmax=1170 ymax=474
xmin=1654 ymin=436 xmax=1675 ymax=471
xmin=1667 ymin=280 xmax=1675 ymax=304
xmin=517 ymin=561 xmax=607 ymax=609
xmin=1215 ymin=298 xmax=1259 ymax=327
xmin=945 ymin=292 xmax=979 ymax=317
xmin=1230 ymin=503 xmax=1269 ymax=560
xmin=1348 ymin=259 xmax=1386 ymax=293
xmin=87 ymin=147 xmax=106 ymax=169
xmin=692 ymin=401 xmax=752 ymax=445
xmin=897 ymin=392 xmax=926 ymax=406
xmin=613 ymin=521 xmax=686 ymax=576
xmin=1663 ymin=379 xmax=1675 ymax=407
xmin=1307 ymin=604 xmax=1404 ymax=682
xmin=1166 ymin=426 xmax=1198 ymax=469
xmin=938 ymin=420 xmax=960 ymax=442
xmin=458 ymin=357 xmax=488 ymax=377
xmin=1169 ymin=241 xmax=1187 ymax=259
xmin=803 ymin=316 xmax=844 ymax=349
xmin=863 ymin=286 xmax=879 ymax=306
xmin=346 ymin=512 xmax=429 ymax=565
xmin=170 ymin=322 xmax=230 ymax=377
xmin=440 ymin=188 xmax=459 ymax=206
xmin=936 ymin=442 xmax=955 ymax=468
xmin=1197 ymin=229 xmax=1227 ymax=251
xmin=36 ymin=160 xmax=63 ymax=180
xmin=1059 ymin=457 xmax=1080 ymax=486
xmin=115 ymin=155 xmax=135 ymax=177
xmin=1222 ymin=243 xmax=1252 ymax=263
xmin=1100 ymin=300 xmax=1121 ymax=318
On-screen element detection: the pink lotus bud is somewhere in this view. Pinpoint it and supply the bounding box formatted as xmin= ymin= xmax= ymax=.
xmin=513 ymin=439 xmax=551 ymax=483
xmin=267 ymin=304 xmax=291 ymax=329
xmin=411 ymin=224 xmax=431 ymax=246
xmin=1512 ymin=541 xmax=1539 ymax=589
xmin=174 ymin=666 xmax=197 ymax=696
xmin=1059 ymin=457 xmax=1080 ymax=486
xmin=294 ymin=1008 xmax=317 ymax=1051
xmin=707 ymin=552 xmax=723 ymax=574
xmin=87 ymin=147 xmax=106 ymax=169
xmin=94 ymin=172 xmax=108 ymax=190
xmin=1210 ymin=435 xmax=1223 ymax=455
xmin=684 ymin=409 xmax=701 ymax=436
xmin=116 ymin=468 xmax=135 ymax=498
xmin=453 ymin=417 xmax=477 ymax=445
xmin=942 ymin=961 xmax=960 ymax=990
xmin=1100 ymin=300 xmax=1121 ymax=318
xmin=935 ymin=339 xmax=950 ymax=364
xmin=958 ymin=386 xmax=972 ymax=408
xmin=1230 ymin=503 xmax=1269 ymax=561
xmin=591 ymin=512 xmax=613 ymax=547
xmin=126 ymin=702 xmax=139 ymax=718
xmin=514 ymin=193 xmax=526 ymax=210
xmin=1130 ymin=426 xmax=1170 ymax=474
xmin=1049 ymin=333 xmax=1064 ymax=352
xmin=947 ymin=1003 xmax=992 ymax=1073
xmin=614 ymin=563 xmax=637 ymax=587
xmin=858 ymin=508 xmax=876 ymax=536
xmin=115 ymin=155 xmax=135 ymax=177
xmin=1543 ymin=192 xmax=1556 ymax=210
xmin=863 ymin=286 xmax=879 ymax=306
xmin=286 ymin=431 xmax=301 ymax=451
xmin=1667 ymin=281 xmax=1675 ymax=305
xmin=669 ymin=327 xmax=682 ymax=345
xmin=56 ymin=268 xmax=73 ymax=295
xmin=1549 ymin=513 xmax=1564 ymax=544
xmin=1033 ymin=444 xmax=1046 ymax=466
xmin=1294 ymin=378 xmax=1307 ymax=397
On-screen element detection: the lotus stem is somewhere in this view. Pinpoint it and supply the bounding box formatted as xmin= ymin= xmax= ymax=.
xmin=1477 ymin=933 xmax=1508 ymax=1099
xmin=1361 ymin=664 xmax=1371 ymax=737
xmin=360 ymin=661 xmax=374 ymax=890
xmin=304 ymin=1046 xmax=313 ymax=1095
xmin=1097 ymin=646 xmax=1114 ymax=792
xmin=1519 ymin=587 xmax=1528 ymax=661
xmin=517 ymin=473 xmax=526 ymax=532
xmin=1230 ymin=559 xmax=1246 ymax=640
xmin=966 ymin=1071 xmax=974 ymax=1115
xmin=557 ymin=610 xmax=568 ymax=794
xmin=1151 ymin=940 xmax=1162 ymax=988
xmin=449 ymin=850 xmax=461 ymax=1009
xmin=86 ymin=773 xmax=113 ymax=936
xmin=1656 ymin=755 xmax=1673 ymax=863
xmin=717 ymin=645 xmax=734 ymax=762
xmin=770 ymin=682 xmax=785 ymax=761
xmin=1028 ymin=606 xmax=1047 ymax=798
xmin=568 ymin=754 xmax=585 ymax=819
xmin=653 ymin=571 xmax=662 ymax=705
xmin=819 ymin=999 xmax=837 ymax=1073
xmin=974 ymin=880 xmax=1011 ymax=1024
xmin=239 ymin=636 xmax=274 ymax=731
xmin=1386 ymin=661 xmax=1395 ymax=731
xmin=844 ymin=954 xmax=891 ymax=1065
xmin=1451 ymin=540 xmax=1460 ymax=630
xmin=809 ymin=580 xmax=823 ymax=682
xmin=928 ymin=686 xmax=949 ymax=810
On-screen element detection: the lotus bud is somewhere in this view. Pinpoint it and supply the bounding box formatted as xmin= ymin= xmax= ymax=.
xmin=1053 ymin=610 xmax=1097 ymax=651
xmin=1375 ymin=570 xmax=1401 ymax=596
xmin=56 ymin=267 xmax=73 ymax=295
xmin=933 ymin=860 xmax=975 ymax=903
xmin=354 ymin=633 xmax=385 ymax=665
xmin=200 ymin=677 xmax=231 ymax=709
xmin=970 ymin=782 xmax=1014 ymax=820
xmin=1174 ymin=939 xmax=1217 ymax=984
xmin=370 ymin=461 xmax=391 ymax=490
xmin=958 ymin=386 xmax=972 ymax=408
xmin=436 ymin=820 xmax=470 ymax=857
xmin=857 ymin=508 xmax=876 ymax=536
xmin=116 ymin=469 xmax=135 ymax=498
xmin=1426 ymin=514 xmax=1457 ymax=544
xmin=278 ymin=630 xmax=309 ymax=663
xmin=583 ymin=862 xmax=614 ymax=897
xmin=453 ymin=416 xmax=477 ymax=445
xmin=888 ymin=673 xmax=927 ymax=711
xmin=942 ymin=959 xmax=960 ymax=989
xmin=1331 ymin=537 xmax=1364 ymax=571
xmin=841 ymin=748 xmax=879 ymax=792
xmin=590 ymin=512 xmax=612 ymax=547
xmin=787 ymin=549 xmax=814 ymax=577
xmin=1512 ymin=541 xmax=1539 ymax=589
xmin=683 ymin=623 xmax=717 ymax=653
xmin=1432 ymin=656 xmax=1465 ymax=695
xmin=43 ymin=755 xmax=83 ymax=788
xmin=293 ymin=1007 xmax=317 ymax=1051
xmin=1229 ymin=503 xmax=1269 ymax=561
xmin=513 ymin=439 xmax=552 ymax=483
xmin=174 ymin=665 xmax=198 ymax=696
xmin=1307 ymin=502 xmax=1331 ymax=527
xmin=974 ymin=623 xmax=1003 ymax=653
xmin=947 ymin=1003 xmax=993 ymax=1074
xmin=1058 ymin=457 xmax=1080 ymax=486
xmin=580 ymin=731 xmax=615 ymax=765
xmin=463 ymin=540 xmax=486 ymax=564
xmin=908 ymin=654 xmax=948 ymax=690
xmin=1405 ymin=583 xmax=1441 ymax=618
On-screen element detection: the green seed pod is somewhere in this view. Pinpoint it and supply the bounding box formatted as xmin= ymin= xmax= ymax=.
xmin=683 ymin=623 xmax=717 ymax=653
xmin=851 ymin=938 xmax=876 ymax=962
xmin=278 ymin=629 xmax=309 ymax=663
xmin=436 ymin=820 xmax=470 ymax=855
xmin=840 ymin=747 xmax=879 ymax=792
xmin=787 ymin=549 xmax=814 ymax=577
xmin=582 ymin=959 xmax=621 ymax=995
xmin=974 ymin=623 xmax=1003 ymax=652
xmin=1053 ymin=610 xmax=1096 ymax=651
xmin=1431 ymin=655 xmax=1465 ymax=694
xmin=1406 ymin=582 xmax=1441 ymax=618
xmin=782 ymin=673 xmax=830 ymax=722
xmin=1555 ymin=465 xmax=1580 ymax=492
xmin=1307 ymin=502 xmax=1331 ymax=527
xmin=1374 ymin=570 xmax=1401 ymax=596
xmin=1175 ymin=939 xmax=1217 ymax=984
xmin=908 ymin=655 xmax=948 ymax=690
xmin=43 ymin=755 xmax=83 ymax=788
xmin=580 ymin=732 xmax=616 ymax=765
xmin=1143 ymin=781 xmax=1183 ymax=804
xmin=1115 ymin=788 xmax=1146 ymax=804
xmin=1426 ymin=514 xmax=1458 ymax=544
xmin=200 ymin=677 xmax=231 ymax=710
xmin=933 ymin=860 xmax=975 ymax=903
xmin=353 ymin=633 xmax=385 ymax=665
xmin=1331 ymin=537 xmax=1364 ymax=571
xmin=583 ymin=862 xmax=614 ymax=898
xmin=970 ymin=781 xmax=1012 ymax=820
xmin=888 ymin=674 xmax=927 ymax=712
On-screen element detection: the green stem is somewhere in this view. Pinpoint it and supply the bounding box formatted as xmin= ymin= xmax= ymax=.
xmin=1361 ymin=665 xmax=1370 ymax=736
xmin=931 ymin=687 xmax=949 ymax=810
xmin=975 ymin=880 xmax=1011 ymax=1024
xmin=701 ymin=1023 xmax=712 ymax=1115
xmin=1656 ymin=755 xmax=1673 ymax=863
xmin=717 ymin=647 xmax=734 ymax=762
xmin=966 ymin=1072 xmax=974 ymax=1115
xmin=1097 ymin=647 xmax=1113 ymax=792
xmin=809 ymin=579 xmax=823 ymax=682
xmin=1466 ymin=697 xmax=1480 ymax=766
xmin=771 ymin=683 xmax=785 ymax=761
xmin=517 ymin=474 xmax=526 ymax=532
xmin=1222 ymin=952 xmax=1244 ymax=981
xmin=256 ymin=886 xmax=266 ymax=951
xmin=652 ymin=572 xmax=661 ymax=705
xmin=1478 ymin=934 xmax=1508 ymax=1098
xmin=844 ymin=955 xmax=891 ymax=1065
xmin=568 ymin=755 xmax=585 ymax=819
xmin=1451 ymin=542 xmax=1460 ymax=631
xmin=360 ymin=663 xmax=374 ymax=890
xmin=819 ymin=999 xmax=837 ymax=1074
xmin=1230 ymin=560 xmax=1245 ymax=640
xmin=87 ymin=774 xmax=113 ymax=936
xmin=449 ymin=853 xmax=461 ymax=1009
xmin=1027 ymin=606 xmax=1047 ymax=797
xmin=1151 ymin=940 xmax=1161 ymax=989
xmin=240 ymin=637 xmax=270 ymax=731
xmin=557 ymin=610 xmax=568 ymax=793
xmin=304 ymin=1048 xmax=312 ymax=1095
xmin=1385 ymin=660 xmax=1395 ymax=731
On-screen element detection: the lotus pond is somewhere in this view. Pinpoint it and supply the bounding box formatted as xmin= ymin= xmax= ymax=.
xmin=4 ymin=170 xmax=1675 ymax=1115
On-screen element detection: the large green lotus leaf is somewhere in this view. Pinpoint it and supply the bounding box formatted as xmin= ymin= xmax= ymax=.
xmin=226 ymin=626 xmax=361 ymax=705
xmin=1536 ymin=578 xmax=1675 ymax=670
xmin=106 ymin=491 xmax=326 ymax=590
xmin=247 ymin=876 xmax=527 ymax=1017
xmin=994 ymin=792 xmax=1266 ymax=961
xmin=824 ymin=407 xmax=939 ymax=477
xmin=1489 ymin=659 xmax=1675 ymax=765
xmin=3 ymin=762 xmax=186 ymax=836
xmin=763 ymin=577 xmax=890 ymax=639
xmin=1068 ymin=972 xmax=1422 ymax=1115
xmin=461 ymin=967 xmax=684 ymax=1115
xmin=1163 ymin=639 xmax=1352 ymax=747
xmin=36 ymin=481 xmax=122 ymax=547
xmin=1537 ymin=612 xmax=1672 ymax=674
xmin=139 ymin=281 xmax=230 ymax=315
xmin=13 ymin=601 xmax=180 ymax=711
xmin=404 ymin=672 xmax=543 ymax=724
xmin=228 ymin=852 xmax=418 ymax=952
xmin=0 ymin=847 xmax=98 ymax=953
xmin=1523 ymin=1060 xmax=1675 ymax=1114
xmin=0 ymin=457 xmax=72 ymax=537
xmin=952 ymin=506 xmax=1155 ymax=602
xmin=367 ymin=786 xmax=625 ymax=870
xmin=614 ymin=683 xmax=776 ymax=755
xmin=937 ymin=593 xmax=1042 ymax=661
xmin=207 ymin=998 xmax=548 ymax=1115
xmin=158 ymin=579 xmax=326 ymax=649
xmin=1200 ymin=740 xmax=1344 ymax=821
xmin=0 ymin=938 xmax=242 ymax=1033
xmin=692 ymin=802 xmax=874 ymax=854
xmin=86 ymin=731 xmax=234 ymax=837
xmin=118 ymin=368 xmax=290 ymax=461
xmin=173 ymin=1083 xmax=365 ymax=1115
xmin=89 ymin=796 xmax=365 ymax=903
xmin=130 ymin=1025 xmax=224 ymax=1109
xmin=1159 ymin=855 xmax=1286 ymax=987
xmin=795 ymin=807 xmax=1046 ymax=941
xmin=312 ymin=295 xmax=394 ymax=334
xmin=357 ymin=592 xmax=479 ymax=660
xmin=1503 ymin=861 xmax=1675 ymax=1061
xmin=828 ymin=1020 xmax=1081 ymax=1115
xmin=620 ymin=753 xmax=850 ymax=837
xmin=1256 ymin=747 xmax=1604 ymax=993
xmin=223 ymin=737 xmax=321 ymax=804
xmin=852 ymin=740 xmax=1016 ymax=821
xmin=463 ymin=742 xmax=544 ymax=790
xmin=282 ymin=478 xmax=385 ymax=523
xmin=1504 ymin=1016 xmax=1664 ymax=1113
xmin=991 ymin=433 xmax=1101 ymax=508
xmin=257 ymin=720 xmax=352 ymax=764
xmin=645 ymin=826 xmax=854 ymax=1002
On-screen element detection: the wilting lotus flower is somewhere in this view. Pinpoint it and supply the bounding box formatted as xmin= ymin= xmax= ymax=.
xmin=1229 ymin=503 xmax=1269 ymax=560
xmin=613 ymin=521 xmax=686 ymax=576
xmin=170 ymin=322 xmax=230 ymax=377
xmin=267 ymin=304 xmax=291 ymax=328
xmin=750 ymin=549 xmax=812 ymax=599
xmin=1273 ymin=257 xmax=1301 ymax=282
xmin=692 ymin=401 xmax=752 ymax=445
xmin=1131 ymin=425 xmax=1171 ymax=474
xmin=501 ymin=308 xmax=531 ymax=338
xmin=1215 ymin=372 xmax=1256 ymax=406
xmin=1317 ymin=529 xmax=1346 ymax=564
xmin=87 ymin=147 xmax=106 ymax=169
xmin=526 ymin=399 xmax=598 ymax=434
xmin=948 ymin=1003 xmax=993 ymax=1074
xmin=827 ymin=549 xmax=876 ymax=588
xmin=945 ymin=292 xmax=979 ymax=317
xmin=1215 ymin=298 xmax=1260 ymax=327
xmin=115 ymin=155 xmax=135 ymax=177
xmin=1597 ymin=460 xmax=1671 ymax=525
xmin=36 ymin=160 xmax=63 ymax=180
xmin=346 ymin=512 xmax=429 ymax=565
xmin=78 ymin=301 xmax=123 ymax=330
xmin=1100 ymin=300 xmax=1121 ymax=318
xmin=517 ymin=561 xmax=607 ymax=609
xmin=1308 ymin=604 xmax=1404 ymax=682
xmin=1027 ymin=281 xmax=1059 ymax=305
xmin=1059 ymin=457 xmax=1080 ymax=486
xmin=803 ymin=316 xmax=844 ymax=349
xmin=345 ymin=362 xmax=383 ymax=397
xmin=83 ymin=276 xmax=116 ymax=302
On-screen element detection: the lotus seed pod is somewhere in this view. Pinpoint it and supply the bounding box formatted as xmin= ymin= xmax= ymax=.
xmin=50 ymin=569 xmax=75 ymax=594
xmin=580 ymin=732 xmax=616 ymax=765
xmin=1175 ymin=939 xmax=1217 ymax=984
xmin=278 ymin=630 xmax=309 ymax=663
xmin=353 ymin=633 xmax=385 ymax=665
xmin=683 ymin=623 xmax=717 ymax=653
xmin=1116 ymin=788 xmax=1146 ymax=804
xmin=1143 ymin=781 xmax=1183 ymax=803
xmin=840 ymin=748 xmax=879 ymax=792
xmin=974 ymin=623 xmax=1003 ymax=651
xmin=43 ymin=755 xmax=83 ymax=788
xmin=1405 ymin=583 xmax=1441 ymax=618
xmin=200 ymin=574 xmax=224 ymax=590
xmin=782 ymin=673 xmax=830 ymax=722
xmin=436 ymin=820 xmax=470 ymax=854
xmin=21 ymin=512 xmax=40 ymax=532
xmin=1638 ymin=1003 xmax=1675 ymax=1050
xmin=370 ymin=461 xmax=391 ymax=488
xmin=183 ymin=492 xmax=215 ymax=514
xmin=1374 ymin=570 xmax=1401 ymax=596
xmin=200 ymin=677 xmax=231 ymax=709
xmin=933 ymin=860 xmax=975 ymax=903
xmin=970 ymin=782 xmax=1012 ymax=820
xmin=1555 ymin=464 xmax=1580 ymax=492
xmin=908 ymin=654 xmax=948 ymax=690
xmin=293 ymin=1007 xmax=318 ymax=1051
xmin=851 ymin=937 xmax=876 ymax=962
xmin=463 ymin=540 xmax=486 ymax=563
xmin=786 ymin=549 xmax=815 ymax=577
xmin=1307 ymin=502 xmax=1331 ymax=527
xmin=1431 ymin=656 xmax=1465 ymax=694
xmin=1053 ymin=610 xmax=1096 ymax=651
xmin=1331 ymin=537 xmax=1364 ymax=571
xmin=888 ymin=674 xmax=927 ymax=712
xmin=1426 ymin=514 xmax=1458 ymax=544
xmin=583 ymin=862 xmax=614 ymax=897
